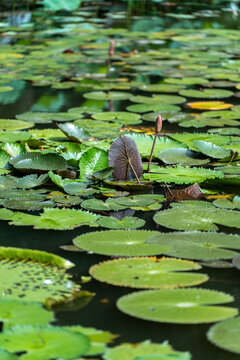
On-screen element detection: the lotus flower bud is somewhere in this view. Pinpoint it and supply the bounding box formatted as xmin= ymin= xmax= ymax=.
xmin=155 ymin=114 xmax=162 ymax=133
xmin=109 ymin=40 xmax=115 ymax=57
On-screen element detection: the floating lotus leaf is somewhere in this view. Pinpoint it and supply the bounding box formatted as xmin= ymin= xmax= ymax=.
xmin=92 ymin=112 xmax=140 ymax=122
xmin=104 ymin=340 xmax=191 ymax=360
xmin=193 ymin=140 xmax=231 ymax=159
xmin=117 ymin=288 xmax=238 ymax=324
xmin=104 ymin=179 xmax=153 ymax=191
xmin=207 ymin=316 xmax=240 ymax=354
xmin=126 ymin=103 xmax=180 ymax=114
xmin=108 ymin=135 xmax=143 ymax=181
xmin=208 ymin=127 xmax=240 ymax=135
xmin=187 ymin=101 xmax=233 ymax=110
xmin=129 ymin=95 xmax=186 ymax=105
xmin=213 ymin=196 xmax=240 ymax=209
xmin=81 ymin=198 xmax=127 ymax=211
xmin=28 ymin=128 xmax=67 ymax=141
xmin=0 ymin=348 xmax=17 ymax=360
xmin=201 ymin=110 xmax=240 ymax=119
xmin=113 ymin=196 xmax=155 ymax=207
xmin=98 ymin=216 xmax=146 ymax=229
xmin=153 ymin=206 xmax=240 ymax=231
xmin=0 ymin=119 xmax=34 ymax=130
xmin=0 ymin=246 xmax=82 ymax=303
xmin=16 ymin=112 xmax=79 ymax=124
xmin=146 ymin=231 xmax=240 ymax=260
xmin=17 ymin=174 xmax=49 ymax=189
xmin=164 ymin=77 xmax=208 ymax=85
xmin=129 ymin=134 xmax=183 ymax=159
xmin=73 ymin=230 xmax=171 ymax=256
xmin=63 ymin=182 xmax=97 ymax=196
xmin=169 ymin=133 xmax=230 ymax=150
xmin=180 ymin=117 xmax=239 ymax=128
xmin=158 ymin=148 xmax=209 ymax=166
xmin=80 ymin=148 xmax=108 ymax=178
xmin=84 ymin=91 xmax=131 ymax=100
xmin=58 ymin=123 xmax=90 ymax=142
xmin=140 ymin=84 xmax=185 ymax=93
xmin=144 ymin=166 xmax=223 ymax=185
xmin=0 ymin=299 xmax=54 ymax=330
xmin=179 ymin=89 xmax=233 ymax=98
xmin=0 ymin=131 xmax=30 ymax=143
xmin=10 ymin=152 xmax=67 ymax=172
xmin=90 ymin=257 xmax=208 ymax=289
xmin=10 ymin=208 xmax=99 ymax=230
xmin=200 ymin=260 xmax=233 ymax=269
xmin=233 ymin=255 xmax=240 ymax=270
xmin=0 ymin=176 xmax=17 ymax=190
xmin=0 ymin=150 xmax=10 ymax=168
xmin=1 ymin=199 xmax=54 ymax=211
xmin=0 ymin=325 xmax=90 ymax=360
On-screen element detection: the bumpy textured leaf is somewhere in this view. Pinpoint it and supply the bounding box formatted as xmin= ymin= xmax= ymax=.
xmin=10 ymin=152 xmax=67 ymax=172
xmin=90 ymin=257 xmax=208 ymax=289
xmin=117 ymin=288 xmax=238 ymax=324
xmin=147 ymin=231 xmax=240 ymax=260
xmin=73 ymin=230 xmax=171 ymax=256
xmin=58 ymin=123 xmax=90 ymax=142
xmin=0 ymin=325 xmax=90 ymax=360
xmin=108 ymin=136 xmax=143 ymax=181
xmin=193 ymin=141 xmax=231 ymax=159
xmin=207 ymin=316 xmax=240 ymax=354
xmin=104 ymin=340 xmax=191 ymax=360
xmin=80 ymin=148 xmax=108 ymax=178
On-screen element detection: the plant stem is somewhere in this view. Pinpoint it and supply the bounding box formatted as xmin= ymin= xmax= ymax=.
xmin=129 ymin=160 xmax=140 ymax=184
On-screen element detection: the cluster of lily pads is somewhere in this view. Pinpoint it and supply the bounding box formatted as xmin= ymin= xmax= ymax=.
xmin=1 ymin=2 xmax=240 ymax=358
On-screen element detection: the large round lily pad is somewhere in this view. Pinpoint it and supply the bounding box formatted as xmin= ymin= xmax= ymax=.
xmin=73 ymin=230 xmax=171 ymax=256
xmin=207 ymin=316 xmax=240 ymax=354
xmin=90 ymin=257 xmax=208 ymax=289
xmin=158 ymin=148 xmax=209 ymax=166
xmin=117 ymin=288 xmax=238 ymax=324
xmin=179 ymin=89 xmax=233 ymax=99
xmin=146 ymin=231 xmax=240 ymax=260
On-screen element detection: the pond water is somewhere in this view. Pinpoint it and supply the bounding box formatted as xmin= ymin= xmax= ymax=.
xmin=1 ymin=1 xmax=240 ymax=359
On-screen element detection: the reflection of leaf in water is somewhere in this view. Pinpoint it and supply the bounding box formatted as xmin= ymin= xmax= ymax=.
xmin=108 ymin=135 xmax=143 ymax=181
xmin=0 ymin=80 xmax=26 ymax=105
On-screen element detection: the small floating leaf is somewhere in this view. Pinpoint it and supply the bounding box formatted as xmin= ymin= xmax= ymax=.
xmin=58 ymin=123 xmax=90 ymax=142
xmin=84 ymin=91 xmax=131 ymax=100
xmin=179 ymin=89 xmax=233 ymax=99
xmin=90 ymin=257 xmax=208 ymax=289
xmin=117 ymin=288 xmax=238 ymax=324
xmin=158 ymin=148 xmax=209 ymax=166
xmin=98 ymin=216 xmax=146 ymax=229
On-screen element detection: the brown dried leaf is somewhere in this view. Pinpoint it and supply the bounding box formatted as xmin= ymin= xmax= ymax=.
xmin=165 ymin=183 xmax=205 ymax=202
xmin=108 ymin=135 xmax=143 ymax=181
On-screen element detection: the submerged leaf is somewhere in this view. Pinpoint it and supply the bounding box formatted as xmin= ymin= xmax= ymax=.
xmin=108 ymin=135 xmax=143 ymax=181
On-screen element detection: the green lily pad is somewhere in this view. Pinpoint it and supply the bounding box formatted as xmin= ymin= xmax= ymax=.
xmin=81 ymin=198 xmax=127 ymax=211
xmin=92 ymin=112 xmax=140 ymax=122
xmin=117 ymin=288 xmax=238 ymax=324
xmin=207 ymin=316 xmax=240 ymax=354
xmin=129 ymin=95 xmax=186 ymax=105
xmin=193 ymin=141 xmax=231 ymax=159
xmin=126 ymin=103 xmax=180 ymax=114
xmin=84 ymin=91 xmax=131 ymax=101
xmin=58 ymin=123 xmax=90 ymax=142
xmin=98 ymin=216 xmax=146 ymax=229
xmin=164 ymin=77 xmax=208 ymax=85
xmin=169 ymin=133 xmax=230 ymax=150
xmin=146 ymin=231 xmax=240 ymax=260
xmin=113 ymin=196 xmax=155 ymax=207
xmin=144 ymin=166 xmax=223 ymax=185
xmin=0 ymin=119 xmax=34 ymax=131
xmin=104 ymin=340 xmax=191 ymax=360
xmin=179 ymin=89 xmax=233 ymax=98
xmin=0 ymin=299 xmax=54 ymax=331
xmin=90 ymin=257 xmax=208 ymax=289
xmin=158 ymin=148 xmax=209 ymax=166
xmin=10 ymin=152 xmax=67 ymax=172
xmin=16 ymin=112 xmax=80 ymax=124
xmin=139 ymin=84 xmax=185 ymax=93
xmin=0 ymin=131 xmax=30 ymax=143
xmin=80 ymin=148 xmax=108 ymax=178
xmin=73 ymin=230 xmax=171 ymax=256
xmin=0 ymin=348 xmax=17 ymax=360
xmin=0 ymin=325 xmax=90 ymax=360
xmin=153 ymin=206 xmax=240 ymax=231
xmin=213 ymin=196 xmax=240 ymax=209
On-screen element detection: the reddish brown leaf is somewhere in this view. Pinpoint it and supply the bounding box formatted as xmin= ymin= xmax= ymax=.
xmin=165 ymin=183 xmax=205 ymax=202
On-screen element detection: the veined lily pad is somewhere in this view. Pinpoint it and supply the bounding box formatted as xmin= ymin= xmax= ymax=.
xmin=169 ymin=133 xmax=230 ymax=150
xmin=80 ymin=148 xmax=108 ymax=178
xmin=158 ymin=148 xmax=209 ymax=166
xmin=126 ymin=103 xmax=180 ymax=114
xmin=58 ymin=123 xmax=90 ymax=142
xmin=213 ymin=196 xmax=240 ymax=209
xmin=92 ymin=112 xmax=140 ymax=122
xmin=97 ymin=216 xmax=146 ymax=229
xmin=193 ymin=141 xmax=231 ymax=159
xmin=117 ymin=288 xmax=238 ymax=324
xmin=10 ymin=152 xmax=67 ymax=172
xmin=153 ymin=206 xmax=240 ymax=231
xmin=81 ymin=198 xmax=127 ymax=211
xmin=0 ymin=119 xmax=34 ymax=130
xmin=104 ymin=340 xmax=191 ymax=360
xmin=89 ymin=257 xmax=208 ymax=289
xmin=179 ymin=89 xmax=233 ymax=98
xmin=0 ymin=299 xmax=54 ymax=330
xmin=73 ymin=230 xmax=171 ymax=256
xmin=129 ymin=95 xmax=186 ymax=105
xmin=84 ymin=91 xmax=131 ymax=100
xmin=0 ymin=131 xmax=30 ymax=143
xmin=113 ymin=196 xmax=155 ymax=207
xmin=146 ymin=231 xmax=240 ymax=260
xmin=164 ymin=77 xmax=208 ymax=85
xmin=207 ymin=316 xmax=240 ymax=354
xmin=144 ymin=166 xmax=223 ymax=185
xmin=140 ymin=84 xmax=185 ymax=93
xmin=0 ymin=325 xmax=90 ymax=360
